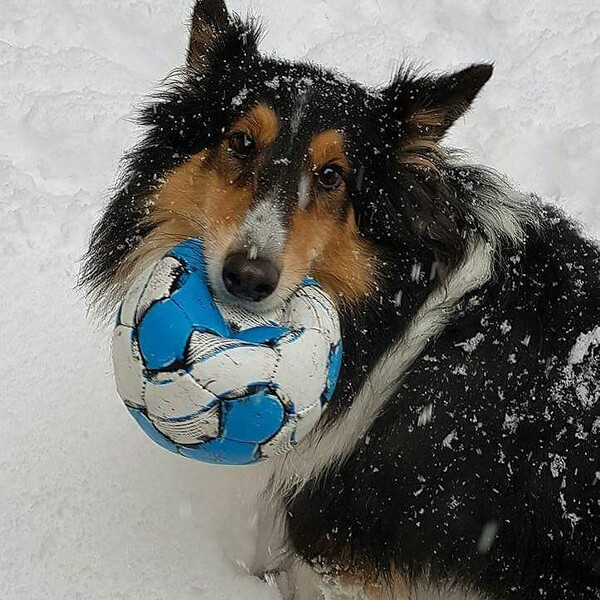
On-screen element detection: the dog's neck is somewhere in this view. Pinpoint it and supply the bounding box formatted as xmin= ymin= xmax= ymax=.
xmin=268 ymin=237 xmax=494 ymax=500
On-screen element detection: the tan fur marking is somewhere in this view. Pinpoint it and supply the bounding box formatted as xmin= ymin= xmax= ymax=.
xmin=404 ymin=103 xmax=469 ymax=139
xmin=274 ymin=129 xmax=376 ymax=306
xmin=406 ymin=108 xmax=447 ymax=131
xmin=307 ymin=544 xmax=411 ymax=600
xmin=121 ymin=151 xmax=252 ymax=284
xmin=308 ymin=129 xmax=349 ymax=172
xmin=231 ymin=103 xmax=279 ymax=148
xmin=274 ymin=129 xmax=375 ymax=306
xmin=398 ymin=106 xmax=456 ymax=177
xmin=331 ymin=571 xmax=410 ymax=599
xmin=400 ymin=138 xmax=445 ymax=175
xmin=281 ymin=202 xmax=375 ymax=307
xmin=312 ymin=207 xmax=375 ymax=305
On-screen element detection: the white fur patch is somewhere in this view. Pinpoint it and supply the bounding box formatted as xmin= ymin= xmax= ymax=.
xmin=467 ymin=170 xmax=541 ymax=250
xmin=238 ymin=199 xmax=286 ymax=259
xmin=569 ymin=326 xmax=600 ymax=365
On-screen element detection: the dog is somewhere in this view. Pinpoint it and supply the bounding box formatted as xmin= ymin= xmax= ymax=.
xmin=81 ymin=1 xmax=600 ymax=598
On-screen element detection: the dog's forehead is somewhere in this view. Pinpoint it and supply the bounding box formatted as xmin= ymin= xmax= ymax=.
xmin=245 ymin=60 xmax=367 ymax=139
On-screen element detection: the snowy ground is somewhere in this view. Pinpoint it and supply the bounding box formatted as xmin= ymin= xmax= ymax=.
xmin=1 ymin=0 xmax=598 ymax=598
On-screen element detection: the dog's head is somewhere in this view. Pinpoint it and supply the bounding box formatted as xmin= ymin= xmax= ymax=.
xmin=82 ymin=0 xmax=492 ymax=315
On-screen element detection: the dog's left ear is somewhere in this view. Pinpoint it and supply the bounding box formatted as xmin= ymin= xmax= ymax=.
xmin=374 ymin=65 xmax=492 ymax=256
xmin=384 ymin=64 xmax=493 ymax=143
xmin=187 ymin=0 xmax=233 ymax=68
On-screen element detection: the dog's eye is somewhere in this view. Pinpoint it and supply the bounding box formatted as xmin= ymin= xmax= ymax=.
xmin=228 ymin=132 xmax=255 ymax=158
xmin=317 ymin=164 xmax=344 ymax=191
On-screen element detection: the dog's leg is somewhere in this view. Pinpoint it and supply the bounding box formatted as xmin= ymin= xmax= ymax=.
xmin=277 ymin=558 xmax=409 ymax=600
xmin=247 ymin=494 xmax=403 ymax=599
xmin=274 ymin=559 xmax=326 ymax=600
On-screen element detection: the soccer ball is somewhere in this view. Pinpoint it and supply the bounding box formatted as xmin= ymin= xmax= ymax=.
xmin=112 ymin=238 xmax=342 ymax=465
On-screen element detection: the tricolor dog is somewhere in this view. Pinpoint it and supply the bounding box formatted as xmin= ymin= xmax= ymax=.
xmin=82 ymin=1 xmax=600 ymax=598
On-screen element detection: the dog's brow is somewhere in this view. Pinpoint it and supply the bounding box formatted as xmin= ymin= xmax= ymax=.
xmin=233 ymin=103 xmax=279 ymax=146
xmin=308 ymin=129 xmax=348 ymax=170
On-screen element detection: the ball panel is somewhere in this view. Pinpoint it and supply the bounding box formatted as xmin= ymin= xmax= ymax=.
xmin=274 ymin=328 xmax=330 ymax=412
xmin=143 ymin=370 xmax=217 ymax=420
xmin=294 ymin=400 xmax=323 ymax=441
xmin=324 ymin=342 xmax=343 ymax=403
xmin=221 ymin=391 xmax=285 ymax=444
xmin=135 ymin=256 xmax=184 ymax=324
xmin=215 ymin=301 xmax=281 ymax=332
xmin=235 ymin=325 xmax=291 ymax=345
xmin=170 ymin=271 xmax=228 ymax=337
xmin=128 ymin=407 xmax=179 ymax=454
xmin=112 ymin=325 xmax=145 ymax=408
xmin=119 ymin=267 xmax=153 ymax=327
xmin=259 ymin=418 xmax=297 ymax=459
xmin=187 ymin=332 xmax=278 ymax=397
xmin=283 ymin=284 xmax=341 ymax=344
xmin=168 ymin=238 xmax=206 ymax=273
xmin=185 ymin=331 xmax=250 ymax=363
xmin=137 ymin=299 xmax=192 ymax=370
xmin=178 ymin=438 xmax=259 ymax=465
xmin=150 ymin=405 xmax=220 ymax=445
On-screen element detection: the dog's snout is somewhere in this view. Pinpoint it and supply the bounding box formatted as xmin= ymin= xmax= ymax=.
xmin=222 ymin=252 xmax=280 ymax=302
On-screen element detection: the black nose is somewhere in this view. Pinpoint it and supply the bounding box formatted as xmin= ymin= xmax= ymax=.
xmin=222 ymin=252 xmax=280 ymax=302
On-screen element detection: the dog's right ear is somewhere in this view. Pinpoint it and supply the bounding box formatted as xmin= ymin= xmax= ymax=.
xmin=187 ymin=0 xmax=232 ymax=68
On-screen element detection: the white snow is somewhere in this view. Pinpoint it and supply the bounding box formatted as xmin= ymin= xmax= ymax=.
xmin=1 ymin=0 xmax=599 ymax=598
xmin=455 ymin=332 xmax=485 ymax=354
xmin=569 ymin=326 xmax=600 ymax=365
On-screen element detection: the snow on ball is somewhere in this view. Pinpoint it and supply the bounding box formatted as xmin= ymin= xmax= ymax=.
xmin=112 ymin=238 xmax=343 ymax=466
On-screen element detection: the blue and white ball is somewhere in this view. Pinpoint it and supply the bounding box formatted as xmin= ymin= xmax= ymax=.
xmin=112 ymin=239 xmax=342 ymax=466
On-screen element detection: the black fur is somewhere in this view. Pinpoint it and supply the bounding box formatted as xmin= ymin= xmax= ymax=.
xmin=82 ymin=2 xmax=600 ymax=598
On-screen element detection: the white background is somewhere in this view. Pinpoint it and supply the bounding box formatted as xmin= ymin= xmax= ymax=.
xmin=1 ymin=0 xmax=599 ymax=598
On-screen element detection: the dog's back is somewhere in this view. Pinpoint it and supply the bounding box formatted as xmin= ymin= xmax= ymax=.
xmin=283 ymin=204 xmax=600 ymax=599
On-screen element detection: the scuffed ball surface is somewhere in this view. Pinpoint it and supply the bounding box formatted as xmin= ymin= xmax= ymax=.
xmin=113 ymin=239 xmax=342 ymax=465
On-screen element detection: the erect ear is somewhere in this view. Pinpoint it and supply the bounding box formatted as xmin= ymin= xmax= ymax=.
xmin=187 ymin=0 xmax=232 ymax=68
xmin=374 ymin=65 xmax=492 ymax=258
xmin=384 ymin=64 xmax=493 ymax=143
